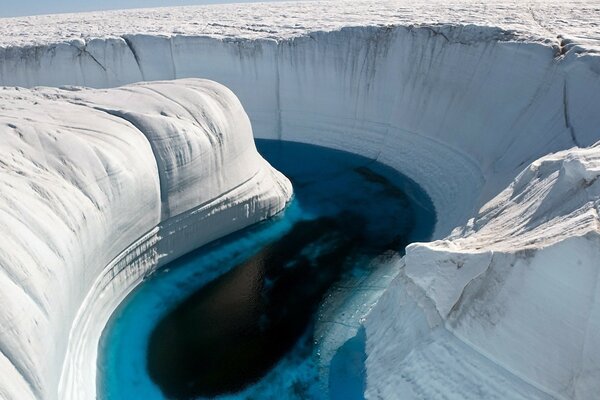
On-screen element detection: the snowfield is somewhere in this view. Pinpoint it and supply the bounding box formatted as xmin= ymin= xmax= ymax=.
xmin=0 ymin=1 xmax=599 ymax=399
xmin=0 ymin=0 xmax=599 ymax=51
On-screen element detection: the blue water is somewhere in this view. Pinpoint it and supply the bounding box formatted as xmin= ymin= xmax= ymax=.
xmin=99 ymin=140 xmax=435 ymax=400
xmin=329 ymin=327 xmax=367 ymax=400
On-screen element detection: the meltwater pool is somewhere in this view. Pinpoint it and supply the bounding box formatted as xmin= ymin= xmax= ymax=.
xmin=99 ymin=140 xmax=435 ymax=400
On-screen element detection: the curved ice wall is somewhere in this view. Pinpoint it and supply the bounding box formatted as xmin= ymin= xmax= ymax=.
xmin=0 ymin=79 xmax=292 ymax=400
xmin=2 ymin=26 xmax=599 ymax=237
xmin=1 ymin=12 xmax=600 ymax=400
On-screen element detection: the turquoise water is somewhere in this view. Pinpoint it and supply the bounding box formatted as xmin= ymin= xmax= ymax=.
xmin=99 ymin=140 xmax=435 ymax=400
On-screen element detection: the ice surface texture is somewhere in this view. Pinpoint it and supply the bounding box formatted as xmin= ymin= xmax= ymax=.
xmin=0 ymin=0 xmax=599 ymax=399
xmin=0 ymin=0 xmax=598 ymax=52
xmin=0 ymin=79 xmax=292 ymax=400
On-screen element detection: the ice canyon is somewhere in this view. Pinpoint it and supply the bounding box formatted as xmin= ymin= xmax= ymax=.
xmin=0 ymin=1 xmax=599 ymax=399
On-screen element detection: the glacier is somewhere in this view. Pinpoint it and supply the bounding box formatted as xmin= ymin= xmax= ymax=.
xmin=0 ymin=0 xmax=599 ymax=399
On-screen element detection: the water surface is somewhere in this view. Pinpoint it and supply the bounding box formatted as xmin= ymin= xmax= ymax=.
xmin=99 ymin=140 xmax=435 ymax=400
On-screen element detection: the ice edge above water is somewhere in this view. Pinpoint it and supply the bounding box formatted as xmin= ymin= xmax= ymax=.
xmin=0 ymin=79 xmax=292 ymax=400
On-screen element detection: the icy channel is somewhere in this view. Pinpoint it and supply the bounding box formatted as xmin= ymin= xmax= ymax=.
xmin=98 ymin=140 xmax=435 ymax=400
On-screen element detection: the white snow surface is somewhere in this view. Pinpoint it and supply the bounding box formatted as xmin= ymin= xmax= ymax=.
xmin=0 ymin=79 xmax=291 ymax=400
xmin=0 ymin=0 xmax=599 ymax=52
xmin=0 ymin=1 xmax=599 ymax=400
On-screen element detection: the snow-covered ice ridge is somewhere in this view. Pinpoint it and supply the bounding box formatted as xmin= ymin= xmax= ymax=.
xmin=0 ymin=79 xmax=292 ymax=400
xmin=0 ymin=1 xmax=599 ymax=399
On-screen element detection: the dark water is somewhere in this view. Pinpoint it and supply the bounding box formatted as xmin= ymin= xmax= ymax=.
xmin=148 ymin=216 xmax=365 ymax=398
xmin=99 ymin=140 xmax=435 ymax=400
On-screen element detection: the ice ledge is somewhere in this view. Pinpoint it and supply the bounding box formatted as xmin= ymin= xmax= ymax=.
xmin=0 ymin=79 xmax=292 ymax=400
xmin=60 ymin=163 xmax=289 ymax=400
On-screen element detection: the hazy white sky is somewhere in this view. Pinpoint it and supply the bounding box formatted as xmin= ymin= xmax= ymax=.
xmin=1 ymin=0 xmax=295 ymax=18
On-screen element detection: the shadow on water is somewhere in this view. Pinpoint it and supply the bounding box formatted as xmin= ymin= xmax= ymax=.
xmin=99 ymin=139 xmax=435 ymax=400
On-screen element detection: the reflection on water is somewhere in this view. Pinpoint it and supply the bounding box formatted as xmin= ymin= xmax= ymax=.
xmin=99 ymin=140 xmax=435 ymax=400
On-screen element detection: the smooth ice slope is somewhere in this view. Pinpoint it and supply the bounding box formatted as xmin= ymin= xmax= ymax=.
xmin=0 ymin=1 xmax=599 ymax=399
xmin=0 ymin=79 xmax=291 ymax=400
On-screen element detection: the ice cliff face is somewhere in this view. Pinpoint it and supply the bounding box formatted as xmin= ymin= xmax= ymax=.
xmin=0 ymin=79 xmax=291 ymax=400
xmin=365 ymin=144 xmax=600 ymax=399
xmin=0 ymin=1 xmax=599 ymax=399
xmin=2 ymin=7 xmax=600 ymax=237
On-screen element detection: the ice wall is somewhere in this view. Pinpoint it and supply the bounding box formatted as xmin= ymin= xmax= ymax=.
xmin=2 ymin=25 xmax=599 ymax=237
xmin=1 ymin=14 xmax=600 ymax=400
xmin=0 ymin=79 xmax=291 ymax=400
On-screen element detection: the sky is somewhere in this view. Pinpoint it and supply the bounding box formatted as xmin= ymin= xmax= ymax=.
xmin=0 ymin=0 xmax=294 ymax=18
